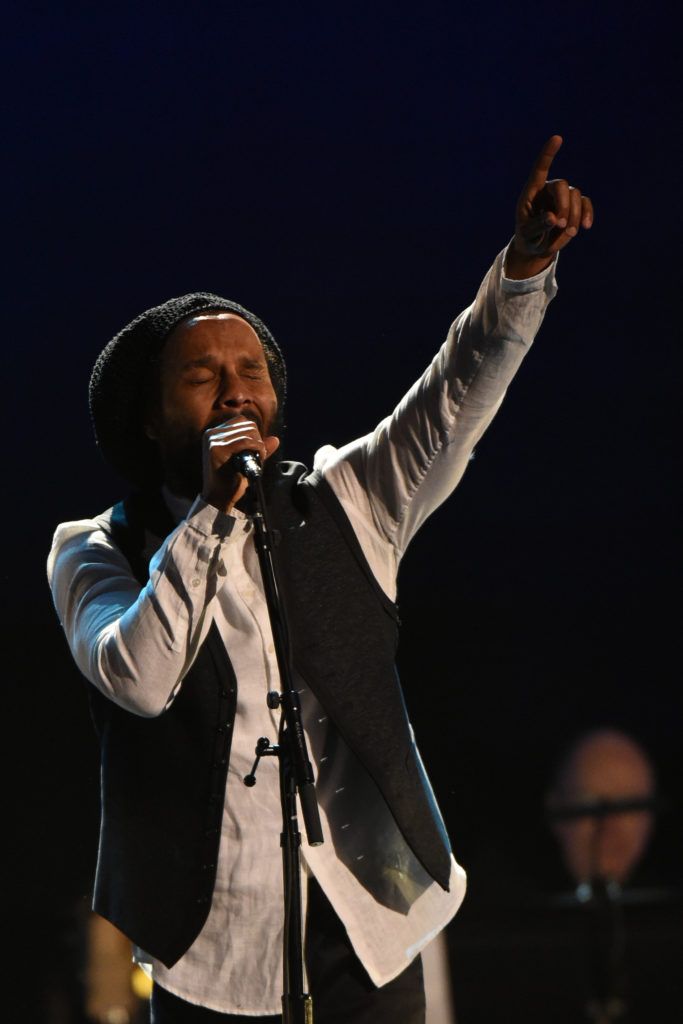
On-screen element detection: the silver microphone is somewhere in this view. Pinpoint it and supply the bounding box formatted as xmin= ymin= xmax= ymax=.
xmin=231 ymin=451 xmax=262 ymax=480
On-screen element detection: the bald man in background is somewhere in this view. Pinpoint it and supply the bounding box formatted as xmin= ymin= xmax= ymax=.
xmin=548 ymin=729 xmax=656 ymax=888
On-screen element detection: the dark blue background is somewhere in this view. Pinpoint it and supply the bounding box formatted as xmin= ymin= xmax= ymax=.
xmin=5 ymin=0 xmax=680 ymax=1012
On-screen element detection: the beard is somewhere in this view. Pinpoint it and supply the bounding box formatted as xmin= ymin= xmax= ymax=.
xmin=157 ymin=407 xmax=284 ymax=502
xmin=158 ymin=429 xmax=204 ymax=500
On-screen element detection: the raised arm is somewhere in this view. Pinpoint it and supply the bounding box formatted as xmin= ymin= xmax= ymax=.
xmin=317 ymin=138 xmax=592 ymax=595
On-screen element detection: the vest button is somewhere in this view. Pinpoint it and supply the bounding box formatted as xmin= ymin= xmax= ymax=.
xmin=196 ymin=895 xmax=209 ymax=904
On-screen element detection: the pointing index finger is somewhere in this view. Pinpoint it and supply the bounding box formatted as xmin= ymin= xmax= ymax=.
xmin=526 ymin=134 xmax=563 ymax=193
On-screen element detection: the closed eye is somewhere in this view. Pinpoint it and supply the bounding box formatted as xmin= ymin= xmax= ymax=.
xmin=240 ymin=360 xmax=268 ymax=378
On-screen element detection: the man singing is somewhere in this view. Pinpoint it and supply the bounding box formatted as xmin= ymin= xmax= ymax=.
xmin=48 ymin=137 xmax=592 ymax=1023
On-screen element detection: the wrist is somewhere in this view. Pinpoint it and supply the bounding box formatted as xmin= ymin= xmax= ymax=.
xmin=504 ymin=244 xmax=554 ymax=280
xmin=202 ymin=478 xmax=247 ymax=514
xmin=201 ymin=491 xmax=235 ymax=515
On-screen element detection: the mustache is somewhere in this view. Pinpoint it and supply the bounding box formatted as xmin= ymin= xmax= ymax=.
xmin=206 ymin=410 xmax=266 ymax=436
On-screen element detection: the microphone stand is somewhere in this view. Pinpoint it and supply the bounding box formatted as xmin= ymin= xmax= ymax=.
xmin=239 ymin=454 xmax=323 ymax=1024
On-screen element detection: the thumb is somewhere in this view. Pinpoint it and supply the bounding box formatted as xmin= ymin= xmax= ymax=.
xmin=264 ymin=436 xmax=281 ymax=460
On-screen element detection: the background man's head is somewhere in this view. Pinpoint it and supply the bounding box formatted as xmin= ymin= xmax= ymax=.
xmin=547 ymin=728 xmax=656 ymax=885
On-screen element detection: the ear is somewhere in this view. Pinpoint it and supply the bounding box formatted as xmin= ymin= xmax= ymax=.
xmin=143 ymin=361 xmax=164 ymax=441
xmin=143 ymin=400 xmax=160 ymax=441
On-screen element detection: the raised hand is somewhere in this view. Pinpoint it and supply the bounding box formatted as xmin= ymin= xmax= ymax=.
xmin=506 ymin=135 xmax=593 ymax=279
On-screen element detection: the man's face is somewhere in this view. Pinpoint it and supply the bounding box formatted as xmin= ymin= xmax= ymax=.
xmin=551 ymin=733 xmax=655 ymax=885
xmin=145 ymin=312 xmax=279 ymax=498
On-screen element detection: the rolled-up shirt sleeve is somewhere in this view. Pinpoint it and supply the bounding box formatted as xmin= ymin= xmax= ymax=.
xmin=315 ymin=244 xmax=558 ymax=597
xmin=47 ymin=497 xmax=237 ymax=717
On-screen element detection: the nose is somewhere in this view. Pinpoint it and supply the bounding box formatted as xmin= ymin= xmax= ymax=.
xmin=215 ymin=373 xmax=250 ymax=413
xmin=212 ymin=379 xmax=262 ymax=432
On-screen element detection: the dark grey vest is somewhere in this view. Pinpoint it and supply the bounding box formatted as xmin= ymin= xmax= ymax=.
xmin=90 ymin=462 xmax=451 ymax=966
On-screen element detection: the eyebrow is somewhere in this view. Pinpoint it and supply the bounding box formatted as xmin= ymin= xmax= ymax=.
xmin=181 ymin=356 xmax=217 ymax=370
xmin=180 ymin=355 xmax=267 ymax=371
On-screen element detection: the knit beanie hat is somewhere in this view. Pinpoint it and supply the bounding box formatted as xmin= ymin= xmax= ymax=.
xmin=89 ymin=292 xmax=286 ymax=487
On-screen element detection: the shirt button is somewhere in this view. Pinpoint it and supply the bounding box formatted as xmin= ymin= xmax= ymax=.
xmin=191 ymin=577 xmax=201 ymax=588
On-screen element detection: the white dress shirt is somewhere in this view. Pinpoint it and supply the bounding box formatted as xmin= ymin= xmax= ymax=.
xmin=48 ymin=246 xmax=557 ymax=1013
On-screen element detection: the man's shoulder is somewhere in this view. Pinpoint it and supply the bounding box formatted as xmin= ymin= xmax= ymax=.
xmin=273 ymin=457 xmax=349 ymax=511
xmin=51 ymin=505 xmax=118 ymax=546
xmin=47 ymin=505 xmax=121 ymax=584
